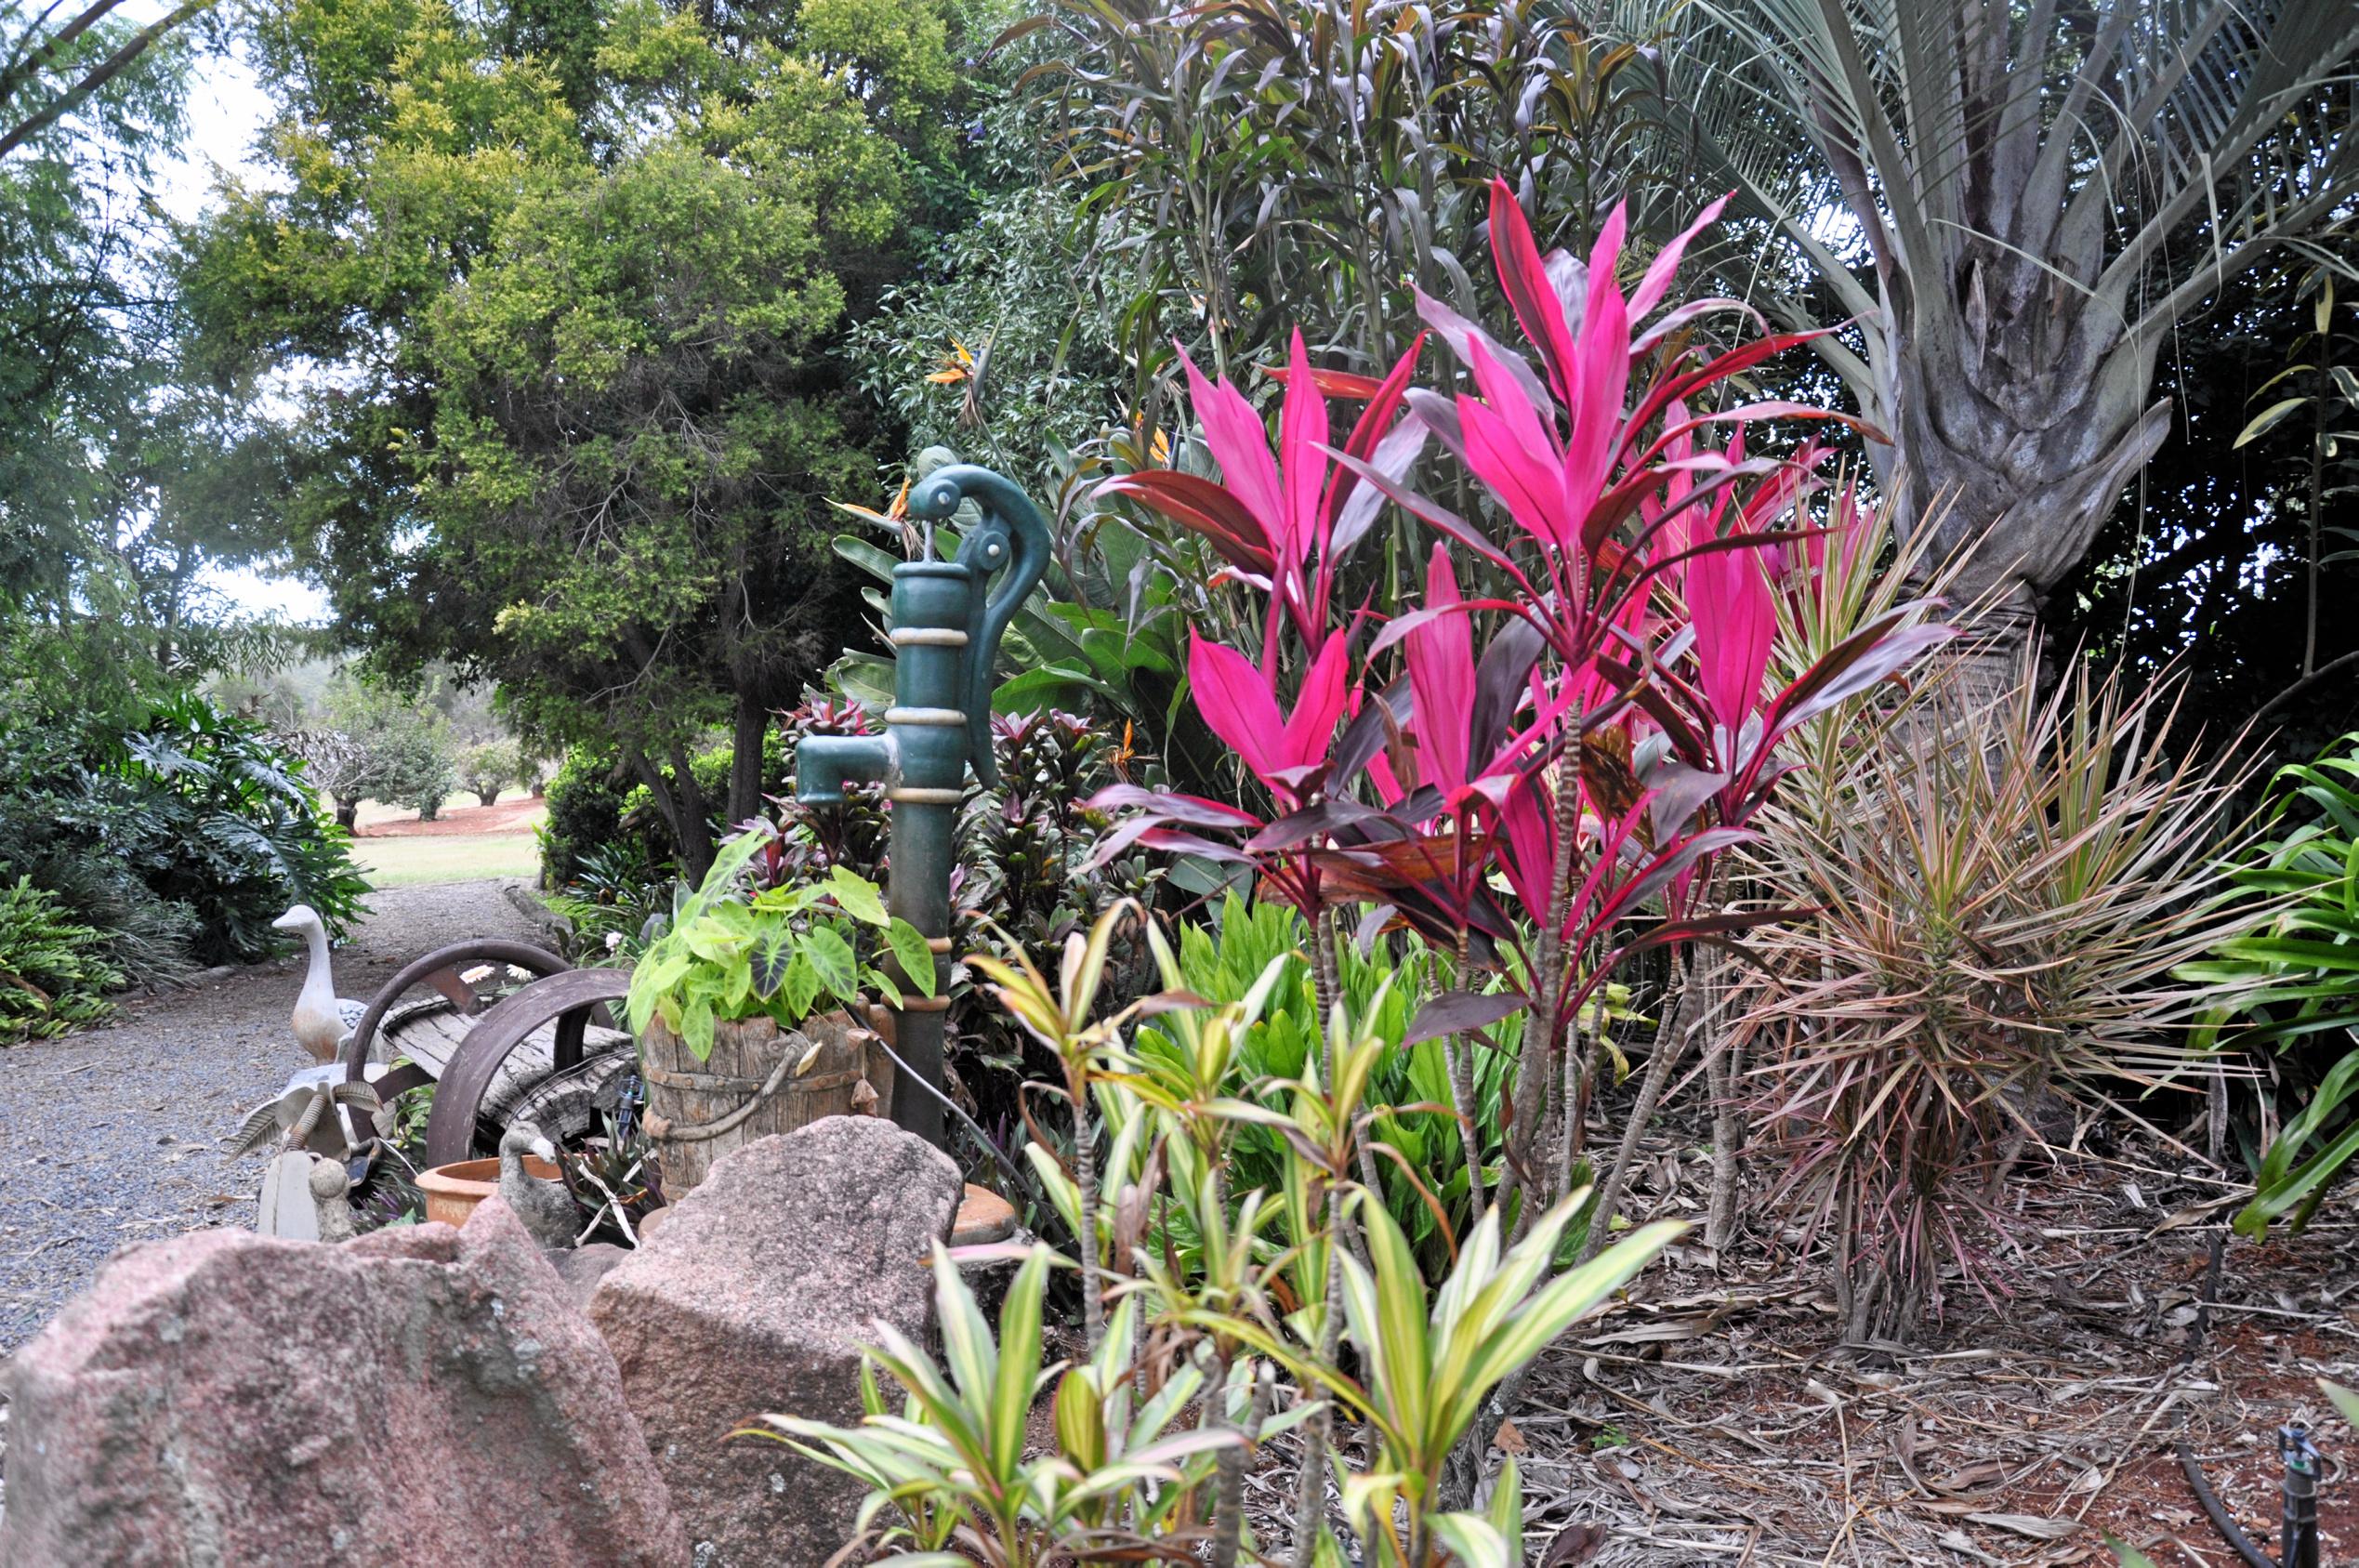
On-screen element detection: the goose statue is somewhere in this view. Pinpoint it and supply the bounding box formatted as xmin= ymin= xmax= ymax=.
xmin=500 ymin=1120 xmax=582 ymax=1250
xmin=275 ymin=903 xmax=367 ymax=1061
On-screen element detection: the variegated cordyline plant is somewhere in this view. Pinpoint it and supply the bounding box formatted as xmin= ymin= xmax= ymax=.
xmin=1087 ymin=176 xmax=1945 ymax=1478
xmin=1726 ymin=639 xmax=2280 ymax=1343
xmin=757 ymin=902 xmax=1686 ymax=1567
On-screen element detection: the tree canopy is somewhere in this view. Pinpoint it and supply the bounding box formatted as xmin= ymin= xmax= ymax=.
xmin=183 ymin=0 xmax=984 ymax=876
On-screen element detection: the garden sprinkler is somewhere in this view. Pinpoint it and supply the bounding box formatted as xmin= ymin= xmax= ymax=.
xmin=2279 ymin=1424 xmax=2319 ymax=1568
xmin=793 ymin=457 xmax=1051 ymax=1150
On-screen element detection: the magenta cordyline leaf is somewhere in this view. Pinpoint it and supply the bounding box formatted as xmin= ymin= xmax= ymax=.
xmin=1180 ymin=349 xmax=1285 ymax=555
xmin=1185 ymin=630 xmax=1351 ymax=810
xmin=1405 ymin=544 xmax=1476 ymax=789
xmin=1276 ymin=328 xmax=1329 ymax=635
xmin=1100 ymin=333 xmax=1424 ymax=661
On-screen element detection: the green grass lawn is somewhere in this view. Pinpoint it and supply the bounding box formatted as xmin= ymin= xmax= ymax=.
xmin=351 ymin=833 xmax=543 ymax=887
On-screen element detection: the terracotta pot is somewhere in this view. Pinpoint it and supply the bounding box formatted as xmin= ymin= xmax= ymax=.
xmin=416 ymin=1153 xmax=560 ymax=1230
xmin=951 ymin=1184 xmax=1019 ymax=1246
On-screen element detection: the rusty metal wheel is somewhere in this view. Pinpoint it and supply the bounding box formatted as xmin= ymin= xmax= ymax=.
xmin=341 ymin=940 xmax=575 ymax=1105
xmin=419 ymin=968 xmax=635 ymax=1168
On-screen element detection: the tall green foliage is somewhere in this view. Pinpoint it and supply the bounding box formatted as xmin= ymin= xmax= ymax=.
xmin=184 ymin=0 xmax=995 ymax=879
xmin=2181 ymin=737 xmax=2359 ymax=1239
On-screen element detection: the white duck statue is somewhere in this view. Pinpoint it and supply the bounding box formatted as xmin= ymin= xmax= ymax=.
xmin=274 ymin=903 xmax=366 ymax=1061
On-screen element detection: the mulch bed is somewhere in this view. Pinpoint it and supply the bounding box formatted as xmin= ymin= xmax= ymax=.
xmin=1244 ymin=1134 xmax=2358 ymax=1565
xmin=356 ymin=796 xmax=546 ymax=837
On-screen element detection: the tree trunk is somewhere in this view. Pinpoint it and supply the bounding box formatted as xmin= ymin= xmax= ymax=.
xmin=726 ymin=689 xmax=770 ymax=830
xmin=626 ymin=744 xmax=715 ymax=887
xmin=334 ymin=797 xmax=359 ymax=832
xmin=666 ymin=739 xmax=717 ymax=883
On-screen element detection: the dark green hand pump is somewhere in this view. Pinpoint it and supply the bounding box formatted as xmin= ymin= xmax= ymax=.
xmin=793 ymin=461 xmax=1051 ymax=1149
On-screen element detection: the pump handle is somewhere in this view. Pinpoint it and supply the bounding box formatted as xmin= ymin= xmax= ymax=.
xmin=909 ymin=463 xmax=1054 ymax=787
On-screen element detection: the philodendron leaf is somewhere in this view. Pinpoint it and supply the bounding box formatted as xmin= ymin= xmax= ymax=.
xmin=829 ymin=866 xmax=889 ymax=926
xmin=886 ymin=916 xmax=937 ymax=996
xmin=804 ymin=925 xmax=860 ymax=1004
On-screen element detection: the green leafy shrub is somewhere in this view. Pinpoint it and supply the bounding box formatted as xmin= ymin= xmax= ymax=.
xmin=0 ymin=876 xmax=127 ymax=1042
xmin=105 ymin=692 xmax=372 ymax=964
xmin=624 ymin=828 xmax=933 ymax=1061
xmin=2181 ymin=736 xmax=2359 ymax=1239
xmin=538 ymin=746 xmax=656 ymax=889
xmin=1 ymin=686 xmax=368 ymax=973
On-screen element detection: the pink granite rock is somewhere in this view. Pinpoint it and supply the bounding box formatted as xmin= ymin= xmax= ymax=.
xmin=0 ymin=1197 xmax=687 ymax=1568
xmin=589 ymin=1115 xmax=961 ymax=1567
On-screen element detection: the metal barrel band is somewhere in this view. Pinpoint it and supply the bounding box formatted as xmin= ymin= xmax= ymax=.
xmin=641 ymin=1061 xmax=866 ymax=1144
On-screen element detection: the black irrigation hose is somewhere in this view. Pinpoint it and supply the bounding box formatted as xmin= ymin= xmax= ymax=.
xmin=2179 ymin=1438 xmax=2277 ymax=1568
xmin=2176 ymin=1230 xmax=2281 ymax=1568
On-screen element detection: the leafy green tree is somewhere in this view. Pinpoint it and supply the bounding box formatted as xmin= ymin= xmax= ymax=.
xmin=0 ymin=0 xmax=192 ymax=623
xmin=323 ymin=677 xmax=458 ymax=820
xmin=184 ymin=0 xmax=980 ymax=878
xmin=456 ymin=738 xmax=521 ymax=807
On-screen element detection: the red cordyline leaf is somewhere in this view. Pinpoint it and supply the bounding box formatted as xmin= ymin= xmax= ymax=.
xmin=1262 ymin=362 xmax=1389 ymax=399
xmin=1098 ymin=333 xmax=1423 ymax=659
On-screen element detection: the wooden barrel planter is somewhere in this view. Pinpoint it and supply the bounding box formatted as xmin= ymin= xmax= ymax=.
xmin=637 ymin=1008 xmax=889 ymax=1195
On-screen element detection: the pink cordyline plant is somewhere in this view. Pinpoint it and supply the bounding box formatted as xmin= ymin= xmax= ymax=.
xmin=1091 ymin=177 xmax=1945 ymax=1249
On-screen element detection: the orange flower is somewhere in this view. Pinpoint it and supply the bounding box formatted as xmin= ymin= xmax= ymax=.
xmin=927 ymin=337 xmax=974 ymax=386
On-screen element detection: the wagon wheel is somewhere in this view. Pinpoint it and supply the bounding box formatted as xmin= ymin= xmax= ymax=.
xmin=341 ymin=939 xmax=578 ymax=1107
xmin=420 ymin=968 xmax=636 ymax=1169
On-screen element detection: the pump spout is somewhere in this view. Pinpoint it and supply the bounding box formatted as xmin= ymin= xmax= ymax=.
xmin=794 ymin=733 xmax=894 ymax=805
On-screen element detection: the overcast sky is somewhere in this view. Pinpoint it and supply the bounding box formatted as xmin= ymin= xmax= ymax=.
xmin=136 ymin=19 xmax=336 ymax=623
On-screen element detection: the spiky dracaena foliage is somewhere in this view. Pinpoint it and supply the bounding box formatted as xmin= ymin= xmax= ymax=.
xmin=1733 ymin=658 xmax=2273 ymax=1340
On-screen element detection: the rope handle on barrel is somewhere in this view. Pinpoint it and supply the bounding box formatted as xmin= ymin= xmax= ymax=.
xmin=639 ymin=1034 xmax=871 ymax=1144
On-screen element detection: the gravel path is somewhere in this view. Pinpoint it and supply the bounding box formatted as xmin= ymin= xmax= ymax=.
xmin=0 ymin=880 xmax=553 ymax=1353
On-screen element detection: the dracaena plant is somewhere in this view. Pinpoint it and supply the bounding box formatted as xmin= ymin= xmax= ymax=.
xmin=1733 ymin=656 xmax=2273 ymax=1341
xmin=771 ymin=929 xmax=1682 ymax=1568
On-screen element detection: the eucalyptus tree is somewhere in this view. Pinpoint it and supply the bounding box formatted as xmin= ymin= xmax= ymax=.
xmin=1652 ymin=0 xmax=2359 ymax=665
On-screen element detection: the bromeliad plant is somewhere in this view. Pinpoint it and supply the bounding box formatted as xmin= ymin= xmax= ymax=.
xmin=623 ymin=826 xmax=934 ymax=1061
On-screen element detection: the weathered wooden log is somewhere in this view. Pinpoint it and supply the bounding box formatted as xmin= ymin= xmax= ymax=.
xmin=369 ymin=995 xmax=633 ymax=1142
